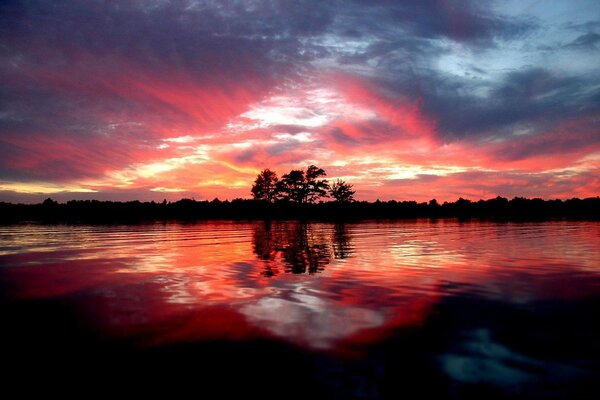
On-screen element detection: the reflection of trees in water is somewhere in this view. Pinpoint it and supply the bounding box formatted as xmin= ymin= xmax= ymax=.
xmin=252 ymin=220 xmax=280 ymax=277
xmin=252 ymin=222 xmax=353 ymax=276
xmin=332 ymin=223 xmax=352 ymax=260
xmin=280 ymin=224 xmax=330 ymax=274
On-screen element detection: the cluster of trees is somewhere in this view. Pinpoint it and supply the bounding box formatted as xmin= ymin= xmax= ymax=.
xmin=251 ymin=165 xmax=355 ymax=203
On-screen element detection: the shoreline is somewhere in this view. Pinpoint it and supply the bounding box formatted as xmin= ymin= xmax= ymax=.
xmin=1 ymin=196 xmax=598 ymax=223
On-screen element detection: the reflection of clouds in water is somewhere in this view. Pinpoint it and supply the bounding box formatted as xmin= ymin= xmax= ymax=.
xmin=156 ymin=271 xmax=268 ymax=305
xmin=2 ymin=221 xmax=599 ymax=353
xmin=438 ymin=328 xmax=586 ymax=390
xmin=440 ymin=329 xmax=535 ymax=387
xmin=241 ymin=284 xmax=385 ymax=349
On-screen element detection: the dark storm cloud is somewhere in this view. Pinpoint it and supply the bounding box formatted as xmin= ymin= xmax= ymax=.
xmin=0 ymin=0 xmax=332 ymax=74
xmin=420 ymin=68 xmax=600 ymax=140
xmin=564 ymin=32 xmax=600 ymax=49
xmin=0 ymin=84 xmax=123 ymax=137
xmin=337 ymin=0 xmax=535 ymax=44
xmin=564 ymin=20 xmax=600 ymax=33
xmin=322 ymin=0 xmax=536 ymax=81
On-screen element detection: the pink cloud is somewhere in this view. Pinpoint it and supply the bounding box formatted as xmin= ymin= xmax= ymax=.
xmin=2 ymin=58 xmax=598 ymax=202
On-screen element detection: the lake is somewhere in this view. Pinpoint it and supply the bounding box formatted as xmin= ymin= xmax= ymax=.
xmin=1 ymin=220 xmax=599 ymax=398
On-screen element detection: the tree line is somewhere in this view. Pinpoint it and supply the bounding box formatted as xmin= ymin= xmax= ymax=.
xmin=251 ymin=165 xmax=355 ymax=203
xmin=0 ymin=196 xmax=598 ymax=223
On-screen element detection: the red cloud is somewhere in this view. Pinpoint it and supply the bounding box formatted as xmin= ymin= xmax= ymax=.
xmin=2 ymin=59 xmax=598 ymax=202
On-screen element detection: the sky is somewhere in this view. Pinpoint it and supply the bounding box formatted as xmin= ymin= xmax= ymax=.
xmin=1 ymin=0 xmax=599 ymax=203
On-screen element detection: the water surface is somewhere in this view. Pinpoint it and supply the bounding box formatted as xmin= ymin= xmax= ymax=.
xmin=1 ymin=220 xmax=599 ymax=398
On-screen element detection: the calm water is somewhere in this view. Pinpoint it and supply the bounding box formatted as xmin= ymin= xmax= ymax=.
xmin=1 ymin=220 xmax=599 ymax=398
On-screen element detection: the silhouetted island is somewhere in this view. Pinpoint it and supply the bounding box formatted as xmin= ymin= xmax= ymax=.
xmin=0 ymin=196 xmax=598 ymax=223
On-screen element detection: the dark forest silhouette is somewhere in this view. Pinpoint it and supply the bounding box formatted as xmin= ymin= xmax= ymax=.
xmin=0 ymin=195 xmax=598 ymax=222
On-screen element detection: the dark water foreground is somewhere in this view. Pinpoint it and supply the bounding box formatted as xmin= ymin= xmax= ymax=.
xmin=1 ymin=221 xmax=599 ymax=399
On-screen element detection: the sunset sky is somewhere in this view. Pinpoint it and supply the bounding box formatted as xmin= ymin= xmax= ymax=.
xmin=1 ymin=1 xmax=599 ymax=203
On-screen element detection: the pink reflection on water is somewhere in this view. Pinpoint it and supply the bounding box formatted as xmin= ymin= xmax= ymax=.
xmin=0 ymin=221 xmax=598 ymax=352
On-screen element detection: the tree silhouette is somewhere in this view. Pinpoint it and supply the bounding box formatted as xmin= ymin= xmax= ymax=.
xmin=305 ymin=165 xmax=329 ymax=203
xmin=42 ymin=197 xmax=58 ymax=207
xmin=278 ymin=165 xmax=329 ymax=203
xmin=251 ymin=169 xmax=279 ymax=202
xmin=278 ymin=169 xmax=307 ymax=203
xmin=329 ymin=179 xmax=355 ymax=203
